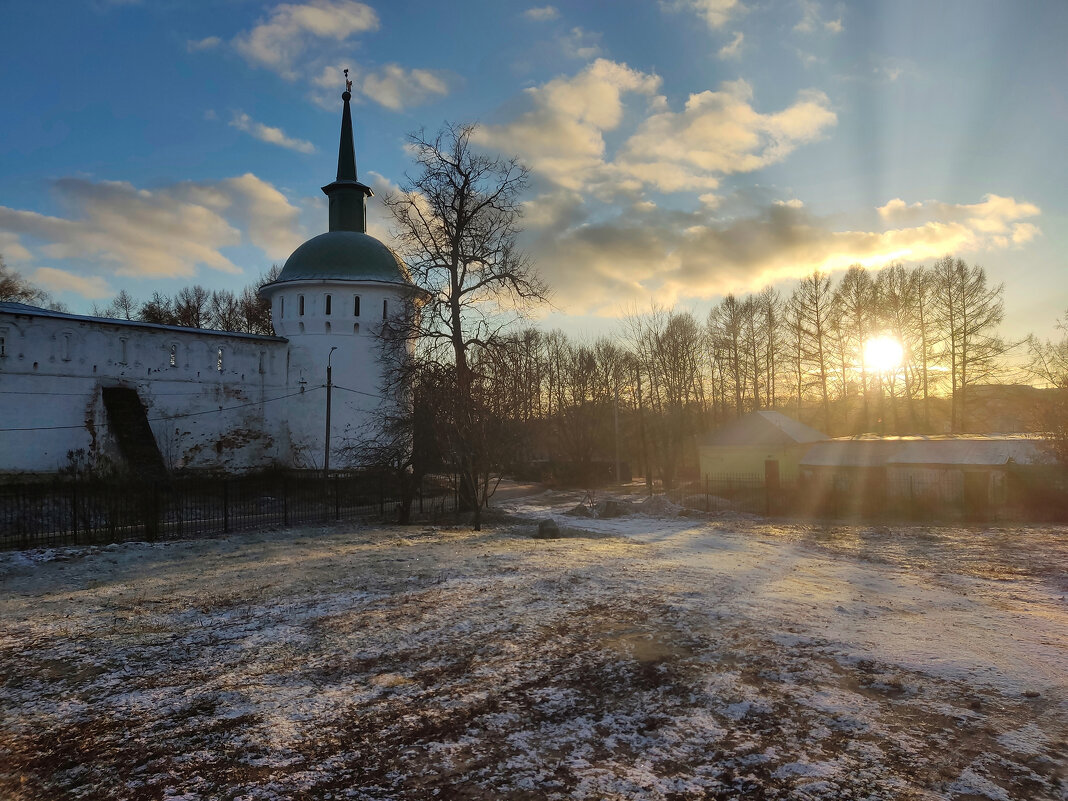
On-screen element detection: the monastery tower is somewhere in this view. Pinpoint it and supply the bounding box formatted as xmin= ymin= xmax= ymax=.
xmin=259 ymin=84 xmax=416 ymax=468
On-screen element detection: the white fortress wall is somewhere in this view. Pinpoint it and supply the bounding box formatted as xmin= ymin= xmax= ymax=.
xmin=0 ymin=306 xmax=292 ymax=474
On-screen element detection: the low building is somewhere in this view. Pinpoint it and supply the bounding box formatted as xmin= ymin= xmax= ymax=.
xmin=799 ymin=434 xmax=1054 ymax=518
xmin=698 ymin=411 xmax=827 ymax=484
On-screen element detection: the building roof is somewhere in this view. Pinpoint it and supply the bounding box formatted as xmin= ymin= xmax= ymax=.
xmin=272 ymin=231 xmax=411 ymax=286
xmin=0 ymin=301 xmax=286 ymax=342
xmin=703 ymin=410 xmax=828 ymax=448
xmin=801 ymin=434 xmax=1055 ymax=468
xmin=268 ymin=87 xmax=411 ymax=290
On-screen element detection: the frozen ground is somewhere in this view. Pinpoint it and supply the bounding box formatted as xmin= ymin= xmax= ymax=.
xmin=1 ymin=490 xmax=1065 ymax=800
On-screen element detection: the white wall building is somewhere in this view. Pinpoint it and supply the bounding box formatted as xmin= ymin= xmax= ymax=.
xmin=0 ymin=88 xmax=417 ymax=476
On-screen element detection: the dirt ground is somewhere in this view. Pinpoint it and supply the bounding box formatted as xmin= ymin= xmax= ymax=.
xmin=0 ymin=494 xmax=1065 ymax=800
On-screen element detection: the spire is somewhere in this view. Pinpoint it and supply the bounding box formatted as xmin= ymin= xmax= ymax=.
xmin=336 ymin=69 xmax=358 ymax=182
xmin=322 ymin=69 xmax=373 ymax=233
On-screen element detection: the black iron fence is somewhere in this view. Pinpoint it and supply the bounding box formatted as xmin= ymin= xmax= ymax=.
xmin=0 ymin=472 xmax=459 ymax=550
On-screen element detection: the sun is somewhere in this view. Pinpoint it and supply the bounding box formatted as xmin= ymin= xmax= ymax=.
xmin=862 ymin=335 xmax=905 ymax=374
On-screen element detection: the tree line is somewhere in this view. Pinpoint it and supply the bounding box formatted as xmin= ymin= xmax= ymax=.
xmin=1 ymin=256 xmax=279 ymax=336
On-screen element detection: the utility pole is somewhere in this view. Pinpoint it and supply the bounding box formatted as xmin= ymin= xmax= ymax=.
xmin=324 ymin=346 xmax=338 ymax=475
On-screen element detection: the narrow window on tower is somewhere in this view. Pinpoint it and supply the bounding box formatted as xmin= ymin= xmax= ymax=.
xmin=382 ymin=299 xmax=388 ymax=320
xmin=169 ymin=343 xmax=177 ymax=368
xmin=61 ymin=333 xmax=72 ymax=361
xmin=280 ymin=296 xmax=285 ymax=318
xmin=217 ymin=347 xmax=223 ymax=372
xmin=299 ymin=295 xmax=305 ymax=316
xmin=119 ymin=338 xmax=128 ymax=365
xmin=353 ymin=295 xmax=360 ymax=316
xmin=325 ymin=294 xmax=332 ymax=315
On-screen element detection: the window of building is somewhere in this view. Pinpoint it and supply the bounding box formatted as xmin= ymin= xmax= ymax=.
xmin=353 ymin=295 xmax=361 ymax=316
xmin=382 ymin=298 xmax=388 ymax=320
xmin=258 ymin=351 xmax=266 ymax=374
xmin=0 ymin=330 xmax=7 ymax=358
xmin=217 ymin=347 xmax=223 ymax=372
xmin=61 ymin=333 xmax=72 ymax=361
xmin=280 ymin=296 xmax=285 ymax=318
xmin=299 ymin=295 xmax=305 ymax=316
xmin=169 ymin=343 xmax=177 ymax=368
xmin=325 ymin=294 xmax=332 ymax=315
xmin=119 ymin=338 xmax=128 ymax=365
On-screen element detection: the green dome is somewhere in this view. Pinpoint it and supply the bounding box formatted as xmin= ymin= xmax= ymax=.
xmin=276 ymin=231 xmax=410 ymax=285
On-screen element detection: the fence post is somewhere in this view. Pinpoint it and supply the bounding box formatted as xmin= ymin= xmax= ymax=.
xmin=223 ymin=481 xmax=230 ymax=533
xmin=70 ymin=478 xmax=78 ymax=544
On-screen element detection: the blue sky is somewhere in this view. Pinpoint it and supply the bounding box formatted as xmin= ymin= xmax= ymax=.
xmin=1 ymin=0 xmax=1066 ymax=341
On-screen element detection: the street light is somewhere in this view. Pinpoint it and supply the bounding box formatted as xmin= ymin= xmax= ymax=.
xmin=324 ymin=346 xmax=338 ymax=474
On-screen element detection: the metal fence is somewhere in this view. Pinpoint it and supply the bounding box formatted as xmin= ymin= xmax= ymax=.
xmin=0 ymin=472 xmax=459 ymax=550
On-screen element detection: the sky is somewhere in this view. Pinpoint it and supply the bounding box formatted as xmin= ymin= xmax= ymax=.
xmin=1 ymin=0 xmax=1066 ymax=342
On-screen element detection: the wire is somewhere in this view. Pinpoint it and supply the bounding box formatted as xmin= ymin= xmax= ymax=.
xmin=331 ymin=383 xmax=387 ymax=401
xmin=0 ymin=386 xmax=325 ymax=433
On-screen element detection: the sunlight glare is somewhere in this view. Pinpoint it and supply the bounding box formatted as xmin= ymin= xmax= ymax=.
xmin=862 ymin=335 xmax=905 ymax=373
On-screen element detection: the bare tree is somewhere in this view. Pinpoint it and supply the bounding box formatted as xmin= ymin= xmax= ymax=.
xmin=1026 ymin=310 xmax=1068 ymax=463
xmin=0 ymin=255 xmax=57 ymax=307
xmin=139 ymin=291 xmax=177 ymax=325
xmin=383 ymin=122 xmax=547 ymax=529
xmin=834 ymin=265 xmax=879 ymax=428
xmin=794 ymin=270 xmax=835 ymax=432
xmin=931 ymin=257 xmax=1011 ymax=431
xmin=707 ymin=294 xmax=747 ymax=417
xmin=173 ymin=285 xmax=211 ymax=329
xmin=92 ymin=289 xmax=137 ymax=320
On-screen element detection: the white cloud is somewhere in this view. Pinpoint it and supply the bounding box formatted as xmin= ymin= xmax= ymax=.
xmin=665 ymin=0 xmax=743 ymax=30
xmin=31 ymin=267 xmax=112 ymax=300
xmin=229 ymin=112 xmax=316 ymax=153
xmin=0 ymin=174 xmax=304 ymax=280
xmin=522 ymin=192 xmax=1042 ymax=315
xmin=233 ymin=0 xmax=379 ymax=80
xmin=228 ymin=1 xmax=449 ymax=111
xmin=794 ymin=0 xmax=842 ymax=34
xmin=359 ymin=65 xmax=450 ymax=111
xmin=523 ymin=5 xmax=559 ymax=21
xmin=561 ymin=27 xmax=603 ymax=60
xmin=477 ymin=64 xmax=835 ymax=197
xmin=186 ymin=36 xmax=221 ymax=52
xmin=718 ymin=31 xmax=744 ymax=59
xmin=475 ymin=59 xmax=661 ymax=192
xmin=0 ymin=232 xmax=32 ymax=262
xmin=616 ymin=81 xmax=837 ymax=191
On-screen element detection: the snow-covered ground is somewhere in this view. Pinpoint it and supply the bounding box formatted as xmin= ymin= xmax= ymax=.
xmin=1 ymin=489 xmax=1065 ymax=799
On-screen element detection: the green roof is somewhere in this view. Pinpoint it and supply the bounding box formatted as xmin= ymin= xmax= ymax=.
xmin=274 ymin=231 xmax=410 ymax=285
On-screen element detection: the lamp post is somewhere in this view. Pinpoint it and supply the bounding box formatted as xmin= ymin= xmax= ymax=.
xmin=324 ymin=346 xmax=338 ymax=475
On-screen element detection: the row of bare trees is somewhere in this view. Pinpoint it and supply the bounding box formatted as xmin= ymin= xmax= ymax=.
xmin=90 ymin=267 xmax=280 ymax=335
xmin=446 ymin=257 xmax=1015 ymax=490
xmin=705 ymin=258 xmax=1009 ymax=434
